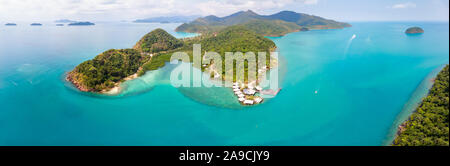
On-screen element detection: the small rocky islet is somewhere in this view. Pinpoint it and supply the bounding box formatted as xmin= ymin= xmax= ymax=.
xmin=405 ymin=27 xmax=424 ymax=34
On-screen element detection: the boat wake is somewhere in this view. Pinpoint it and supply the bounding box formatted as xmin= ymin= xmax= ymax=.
xmin=344 ymin=34 xmax=356 ymax=57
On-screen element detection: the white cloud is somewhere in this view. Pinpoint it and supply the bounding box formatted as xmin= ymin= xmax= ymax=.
xmin=301 ymin=0 xmax=318 ymax=5
xmin=0 ymin=0 xmax=319 ymax=21
xmin=389 ymin=2 xmax=417 ymax=9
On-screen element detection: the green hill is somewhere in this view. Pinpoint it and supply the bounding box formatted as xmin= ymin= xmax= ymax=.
xmin=183 ymin=25 xmax=275 ymax=55
xmin=175 ymin=10 xmax=350 ymax=36
xmin=241 ymin=19 xmax=303 ymax=37
xmin=67 ymin=49 xmax=148 ymax=92
xmin=265 ymin=11 xmax=351 ymax=29
xmin=133 ymin=28 xmax=183 ymax=53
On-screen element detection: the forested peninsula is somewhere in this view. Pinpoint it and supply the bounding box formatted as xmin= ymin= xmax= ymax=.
xmin=393 ymin=65 xmax=449 ymax=146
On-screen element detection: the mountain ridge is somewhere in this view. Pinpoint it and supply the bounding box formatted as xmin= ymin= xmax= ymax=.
xmin=176 ymin=10 xmax=351 ymax=36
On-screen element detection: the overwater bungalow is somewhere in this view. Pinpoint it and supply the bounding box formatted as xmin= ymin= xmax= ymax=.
xmin=243 ymin=89 xmax=256 ymax=95
xmin=244 ymin=100 xmax=254 ymax=105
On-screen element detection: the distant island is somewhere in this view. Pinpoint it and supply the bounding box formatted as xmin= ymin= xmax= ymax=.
xmin=30 ymin=23 xmax=42 ymax=26
xmin=56 ymin=24 xmax=64 ymax=26
xmin=55 ymin=19 xmax=77 ymax=23
xmin=405 ymin=27 xmax=424 ymax=34
xmin=68 ymin=22 xmax=95 ymax=26
xmin=134 ymin=15 xmax=200 ymax=23
xmin=393 ymin=65 xmax=449 ymax=146
xmin=5 ymin=23 xmax=17 ymax=26
xmin=176 ymin=10 xmax=351 ymax=37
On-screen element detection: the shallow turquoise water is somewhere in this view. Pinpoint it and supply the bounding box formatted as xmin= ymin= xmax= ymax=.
xmin=0 ymin=22 xmax=448 ymax=145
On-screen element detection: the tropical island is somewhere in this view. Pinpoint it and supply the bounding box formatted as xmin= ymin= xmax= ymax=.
xmin=393 ymin=65 xmax=449 ymax=146
xmin=5 ymin=23 xmax=17 ymax=26
xmin=68 ymin=26 xmax=275 ymax=104
xmin=405 ymin=27 xmax=424 ymax=34
xmin=30 ymin=23 xmax=42 ymax=26
xmin=68 ymin=10 xmax=350 ymax=105
xmin=68 ymin=22 xmax=95 ymax=26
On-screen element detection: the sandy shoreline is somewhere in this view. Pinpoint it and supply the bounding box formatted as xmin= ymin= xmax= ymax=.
xmin=102 ymin=73 xmax=139 ymax=94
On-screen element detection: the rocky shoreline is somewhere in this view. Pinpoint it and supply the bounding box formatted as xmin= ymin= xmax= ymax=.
xmin=66 ymin=71 xmax=91 ymax=92
xmin=67 ymin=70 xmax=140 ymax=94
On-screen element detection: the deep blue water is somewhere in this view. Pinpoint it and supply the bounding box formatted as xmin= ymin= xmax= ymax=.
xmin=0 ymin=22 xmax=448 ymax=145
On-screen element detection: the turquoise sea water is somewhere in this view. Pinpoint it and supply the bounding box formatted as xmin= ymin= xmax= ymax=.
xmin=0 ymin=22 xmax=448 ymax=145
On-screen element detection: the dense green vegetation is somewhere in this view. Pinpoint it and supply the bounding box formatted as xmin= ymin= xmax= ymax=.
xmin=175 ymin=10 xmax=350 ymax=36
xmin=183 ymin=26 xmax=276 ymax=82
xmin=187 ymin=26 xmax=275 ymax=55
xmin=140 ymin=26 xmax=275 ymax=79
xmin=69 ymin=49 xmax=147 ymax=91
xmin=241 ymin=20 xmax=303 ymax=36
xmin=394 ymin=65 xmax=449 ymax=146
xmin=266 ymin=11 xmax=351 ymax=29
xmin=70 ymin=26 xmax=276 ymax=92
xmin=134 ymin=28 xmax=183 ymax=53
xmin=139 ymin=52 xmax=173 ymax=75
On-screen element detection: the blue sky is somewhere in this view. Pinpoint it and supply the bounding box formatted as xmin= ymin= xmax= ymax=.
xmin=0 ymin=0 xmax=448 ymax=22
